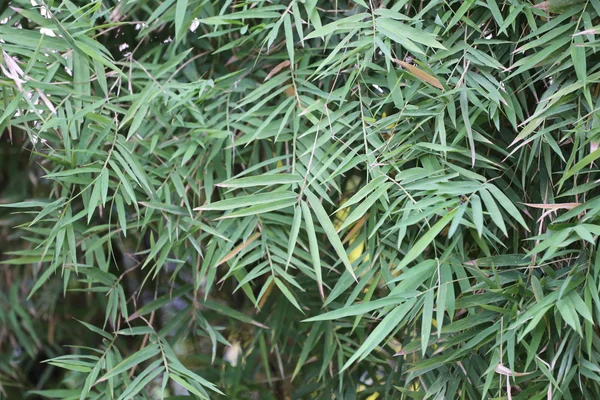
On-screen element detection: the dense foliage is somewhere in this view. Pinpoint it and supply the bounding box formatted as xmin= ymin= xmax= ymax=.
xmin=2 ymin=0 xmax=600 ymax=398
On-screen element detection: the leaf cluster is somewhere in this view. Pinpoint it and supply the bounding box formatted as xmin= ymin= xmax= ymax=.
xmin=2 ymin=0 xmax=600 ymax=398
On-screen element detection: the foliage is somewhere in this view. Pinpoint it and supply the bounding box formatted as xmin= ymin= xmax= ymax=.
xmin=1 ymin=0 xmax=600 ymax=398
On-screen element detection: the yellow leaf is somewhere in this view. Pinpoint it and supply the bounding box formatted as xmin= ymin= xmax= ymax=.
xmin=348 ymin=240 xmax=365 ymax=264
xmin=393 ymin=59 xmax=444 ymax=90
xmin=333 ymin=198 xmax=350 ymax=230
xmin=215 ymin=232 xmax=260 ymax=267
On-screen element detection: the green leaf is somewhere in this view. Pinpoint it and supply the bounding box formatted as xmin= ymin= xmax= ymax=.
xmin=479 ymin=188 xmax=507 ymax=236
xmin=339 ymin=182 xmax=392 ymax=231
xmin=200 ymin=7 xmax=284 ymax=24
xmin=44 ymin=167 xmax=103 ymax=179
xmin=305 ymin=190 xmax=356 ymax=280
xmin=303 ymin=294 xmax=417 ymax=321
xmin=302 ymin=200 xmax=323 ymax=299
xmin=117 ymin=361 xmax=164 ymax=400
xmin=470 ymin=193 xmax=484 ymax=237
xmin=559 ymin=147 xmax=600 ymax=187
xmin=114 ymin=194 xmax=127 ymax=235
xmin=217 ymin=173 xmax=302 ymax=188
xmin=175 ymin=0 xmax=189 ymax=42
xmin=75 ymin=319 xmax=112 ymax=340
xmin=197 ymin=192 xmax=294 ymax=211
xmin=99 ymin=344 xmax=160 ymax=382
xmin=485 ymin=184 xmax=529 ymax=231
xmin=377 ymin=18 xmax=446 ymax=51
xmin=274 ymin=277 xmax=304 ymax=313
xmin=397 ymin=209 xmax=457 ymax=271
xmin=284 ymin=13 xmax=295 ymax=66
xmin=218 ymin=198 xmax=296 ymax=219
xmin=342 ymin=298 xmax=417 ymax=370
xmin=571 ymin=34 xmax=586 ymax=84
xmin=286 ymin=205 xmax=302 ymax=269
xmin=421 ymin=290 xmax=434 ymax=356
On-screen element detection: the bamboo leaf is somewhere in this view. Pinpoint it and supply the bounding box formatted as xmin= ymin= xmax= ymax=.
xmin=305 ymin=190 xmax=356 ymax=280
xmin=397 ymin=209 xmax=457 ymax=271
